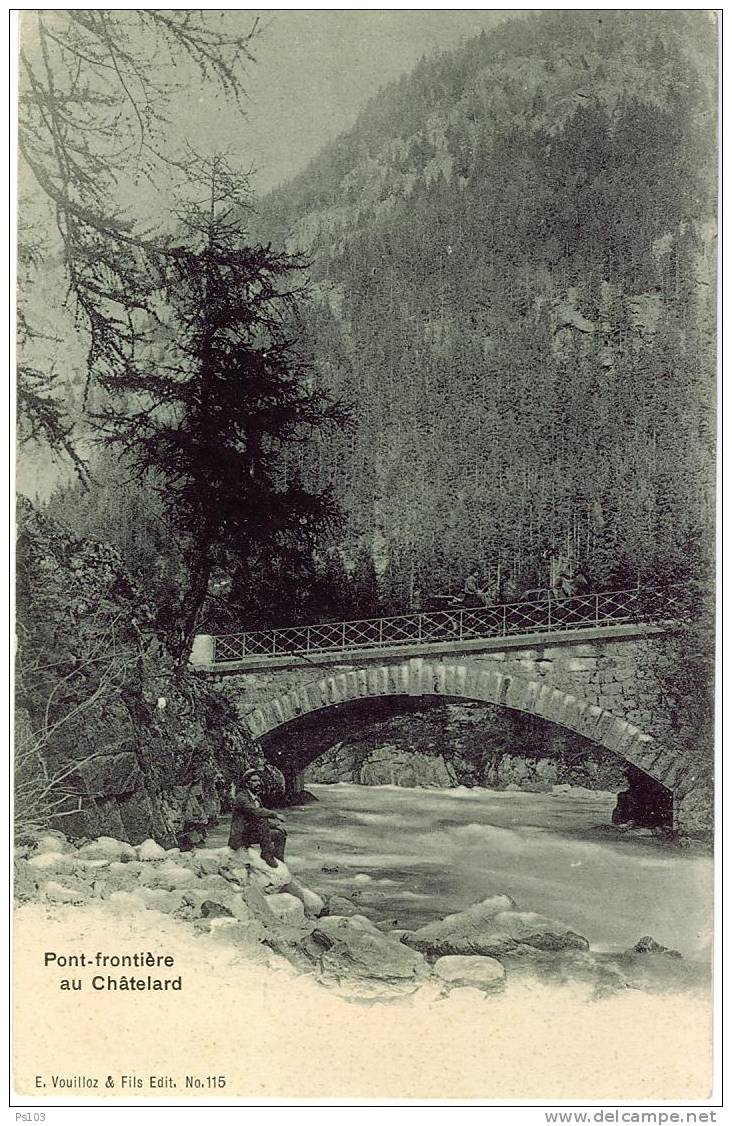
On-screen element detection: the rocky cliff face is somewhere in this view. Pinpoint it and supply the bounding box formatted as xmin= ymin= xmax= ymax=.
xmin=303 ymin=700 xmax=626 ymax=792
xmin=15 ymin=500 xmax=271 ymax=846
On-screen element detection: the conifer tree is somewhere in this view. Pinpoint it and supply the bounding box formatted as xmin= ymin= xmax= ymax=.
xmin=96 ymin=152 xmax=348 ymax=656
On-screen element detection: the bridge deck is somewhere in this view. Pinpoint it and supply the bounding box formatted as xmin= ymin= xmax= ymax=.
xmin=200 ymin=620 xmax=673 ymax=674
xmin=192 ymin=583 xmax=690 ymax=673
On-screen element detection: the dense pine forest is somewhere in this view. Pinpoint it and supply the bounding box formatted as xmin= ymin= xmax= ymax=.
xmin=43 ymin=11 xmax=717 ymax=631
xmin=248 ymin=10 xmax=717 ymax=618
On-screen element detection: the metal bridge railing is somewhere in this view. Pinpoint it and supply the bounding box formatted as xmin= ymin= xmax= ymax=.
xmin=209 ymin=583 xmax=695 ymax=665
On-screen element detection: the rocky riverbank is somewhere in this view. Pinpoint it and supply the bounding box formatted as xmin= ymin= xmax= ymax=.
xmin=15 ymin=830 xmax=707 ymax=1002
xmin=15 ymin=500 xmax=281 ymax=848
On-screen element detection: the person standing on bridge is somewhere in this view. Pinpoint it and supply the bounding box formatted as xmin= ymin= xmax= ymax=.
xmin=552 ymin=569 xmax=574 ymax=603
xmin=463 ymin=572 xmax=486 ymax=608
xmin=497 ymin=573 xmax=517 ymax=604
xmin=572 ymin=567 xmax=590 ymax=595
xmin=228 ymin=769 xmax=287 ymax=868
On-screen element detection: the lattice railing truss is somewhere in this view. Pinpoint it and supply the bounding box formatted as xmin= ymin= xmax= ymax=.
xmin=209 ymin=584 xmax=695 ymax=665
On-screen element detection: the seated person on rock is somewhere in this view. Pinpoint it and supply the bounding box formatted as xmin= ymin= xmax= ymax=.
xmin=228 ymin=769 xmax=287 ymax=869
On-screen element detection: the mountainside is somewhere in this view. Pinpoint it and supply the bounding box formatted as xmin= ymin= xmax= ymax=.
xmin=257 ymin=10 xmax=717 ymax=607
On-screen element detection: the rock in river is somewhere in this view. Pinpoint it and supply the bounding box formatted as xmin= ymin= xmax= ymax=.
xmin=625 ymin=935 xmax=682 ymax=959
xmin=403 ymin=896 xmax=589 ymax=958
xmin=324 ymin=895 xmax=361 ymax=917
xmin=282 ymin=878 xmax=325 ymax=917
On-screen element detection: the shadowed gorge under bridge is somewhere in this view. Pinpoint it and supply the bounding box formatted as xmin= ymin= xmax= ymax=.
xmin=191 ymin=584 xmax=708 ymax=834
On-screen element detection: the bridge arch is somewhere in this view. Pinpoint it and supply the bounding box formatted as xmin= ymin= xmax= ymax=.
xmin=243 ymin=657 xmax=684 ymax=794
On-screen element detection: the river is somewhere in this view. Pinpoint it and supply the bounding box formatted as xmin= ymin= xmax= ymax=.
xmin=227 ymin=783 xmax=712 ymax=960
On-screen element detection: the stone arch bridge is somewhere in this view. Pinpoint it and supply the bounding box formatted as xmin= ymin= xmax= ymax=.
xmin=192 ymin=588 xmax=706 ymax=833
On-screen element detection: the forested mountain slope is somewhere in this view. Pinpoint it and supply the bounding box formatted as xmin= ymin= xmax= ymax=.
xmin=257 ymin=10 xmax=717 ymax=607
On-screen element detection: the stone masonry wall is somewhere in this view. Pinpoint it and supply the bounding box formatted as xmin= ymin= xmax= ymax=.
xmin=212 ymin=628 xmax=710 ymax=835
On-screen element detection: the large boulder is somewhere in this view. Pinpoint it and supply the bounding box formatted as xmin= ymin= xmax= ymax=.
xmin=134 ymin=887 xmax=184 ymax=914
xmin=317 ymin=913 xmax=381 ymax=935
xmin=32 ymin=833 xmax=72 ymax=855
xmin=490 ymin=910 xmax=590 ymax=952
xmin=27 ymin=851 xmax=75 ymax=873
xmin=108 ymin=860 xmax=144 ymax=876
xmin=402 ymin=894 xmax=512 ymax=956
xmin=433 ymin=954 xmax=506 ymax=991
xmin=136 ymin=838 xmax=167 ymax=862
xmin=282 ymin=878 xmax=325 ymax=917
xmin=312 ymin=915 xmax=429 ymax=988
xmin=265 ymin=893 xmax=306 ymax=924
xmin=403 ymin=896 xmax=589 ymax=958
xmin=222 ymin=848 xmax=291 ymax=892
xmin=138 ymin=861 xmax=195 ymax=890
xmin=78 ymin=836 xmax=136 ymax=862
xmin=41 ymin=880 xmax=87 ymax=905
xmin=324 ymin=895 xmax=361 ymax=917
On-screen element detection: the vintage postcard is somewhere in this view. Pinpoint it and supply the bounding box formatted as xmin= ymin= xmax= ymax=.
xmin=13 ymin=9 xmax=718 ymax=1106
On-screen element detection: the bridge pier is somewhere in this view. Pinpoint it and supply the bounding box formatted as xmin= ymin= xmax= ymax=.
xmin=280 ymin=766 xmax=306 ymax=802
xmin=612 ymin=766 xmax=673 ymax=829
